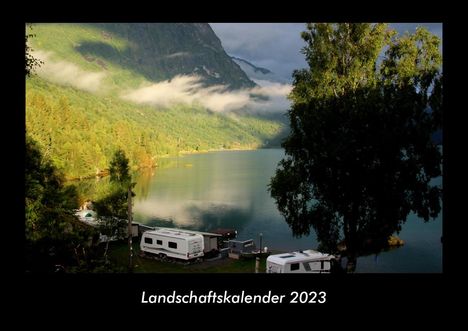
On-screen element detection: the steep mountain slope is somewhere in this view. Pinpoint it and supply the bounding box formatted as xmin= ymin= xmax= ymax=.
xmin=31 ymin=23 xmax=256 ymax=90
xmin=26 ymin=24 xmax=284 ymax=179
xmin=231 ymin=56 xmax=290 ymax=84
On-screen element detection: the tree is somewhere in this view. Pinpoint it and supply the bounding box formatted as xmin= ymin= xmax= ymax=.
xmin=269 ymin=23 xmax=442 ymax=272
xmin=109 ymin=149 xmax=131 ymax=185
xmin=25 ymin=135 xmax=95 ymax=271
xmin=25 ymin=33 xmax=96 ymax=272
xmin=25 ymin=24 xmax=43 ymax=77
xmin=94 ymin=149 xmax=135 ymax=270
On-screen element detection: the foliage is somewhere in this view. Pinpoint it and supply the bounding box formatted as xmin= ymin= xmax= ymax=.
xmin=94 ymin=183 xmax=129 ymax=220
xmin=269 ymin=23 xmax=442 ymax=271
xmin=109 ymin=149 xmax=131 ymax=185
xmin=25 ymin=135 xmax=97 ymax=272
xmin=95 ymin=149 xmax=134 ymax=218
xmin=93 ymin=149 xmax=136 ymax=263
xmin=26 ymin=76 xmax=283 ymax=180
xmin=93 ymin=151 xmax=132 ymax=237
xmin=25 ymin=23 xmax=285 ymax=180
xmin=25 ymin=24 xmax=43 ymax=77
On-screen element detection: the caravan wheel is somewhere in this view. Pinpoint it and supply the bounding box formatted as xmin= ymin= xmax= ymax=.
xmin=158 ymin=253 xmax=167 ymax=261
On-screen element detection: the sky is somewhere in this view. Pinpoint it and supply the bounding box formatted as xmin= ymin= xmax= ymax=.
xmin=32 ymin=23 xmax=442 ymax=115
xmin=210 ymin=23 xmax=443 ymax=82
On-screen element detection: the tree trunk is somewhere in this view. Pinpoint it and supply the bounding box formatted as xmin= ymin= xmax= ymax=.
xmin=104 ymin=239 xmax=110 ymax=264
xmin=127 ymin=186 xmax=133 ymax=272
xmin=344 ymin=201 xmax=359 ymax=273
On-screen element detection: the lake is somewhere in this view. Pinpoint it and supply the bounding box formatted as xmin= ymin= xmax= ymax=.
xmin=130 ymin=149 xmax=442 ymax=273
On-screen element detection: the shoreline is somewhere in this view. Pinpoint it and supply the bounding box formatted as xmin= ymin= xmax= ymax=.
xmin=65 ymin=146 xmax=280 ymax=182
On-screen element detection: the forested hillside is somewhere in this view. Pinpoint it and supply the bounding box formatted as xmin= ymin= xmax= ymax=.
xmin=26 ymin=23 xmax=286 ymax=179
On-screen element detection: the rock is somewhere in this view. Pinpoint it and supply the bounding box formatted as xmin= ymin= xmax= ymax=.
xmin=337 ymin=235 xmax=405 ymax=253
xmin=387 ymin=236 xmax=404 ymax=247
xmin=80 ymin=200 xmax=94 ymax=210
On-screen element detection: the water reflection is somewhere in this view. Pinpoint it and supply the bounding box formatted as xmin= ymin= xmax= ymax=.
xmin=132 ymin=151 xmax=279 ymax=235
xmin=72 ymin=149 xmax=442 ymax=272
xmin=134 ymin=168 xmax=154 ymax=201
xmin=132 ymin=150 xmax=318 ymax=252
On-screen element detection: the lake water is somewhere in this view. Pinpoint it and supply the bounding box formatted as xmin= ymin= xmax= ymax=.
xmin=130 ymin=149 xmax=442 ymax=273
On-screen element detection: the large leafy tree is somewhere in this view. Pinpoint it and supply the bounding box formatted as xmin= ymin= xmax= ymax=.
xmin=269 ymin=23 xmax=442 ymax=272
xmin=25 ymin=136 xmax=95 ymax=271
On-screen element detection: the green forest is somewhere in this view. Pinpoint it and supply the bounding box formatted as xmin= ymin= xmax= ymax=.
xmin=26 ymin=23 xmax=286 ymax=180
xmin=26 ymin=76 xmax=283 ymax=179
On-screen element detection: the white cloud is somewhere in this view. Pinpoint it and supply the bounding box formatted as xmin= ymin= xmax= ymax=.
xmin=249 ymin=80 xmax=292 ymax=113
xmin=164 ymin=52 xmax=190 ymax=59
xmin=32 ymin=49 xmax=106 ymax=93
xmin=121 ymin=75 xmax=292 ymax=114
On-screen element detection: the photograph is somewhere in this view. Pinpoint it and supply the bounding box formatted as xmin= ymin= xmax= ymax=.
xmin=25 ymin=22 xmax=443 ymax=276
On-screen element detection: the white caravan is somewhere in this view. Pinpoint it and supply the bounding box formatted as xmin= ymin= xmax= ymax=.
xmin=266 ymin=250 xmax=336 ymax=273
xmin=140 ymin=228 xmax=204 ymax=260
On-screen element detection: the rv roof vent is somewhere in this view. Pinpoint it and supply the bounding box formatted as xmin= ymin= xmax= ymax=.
xmin=280 ymin=255 xmax=295 ymax=258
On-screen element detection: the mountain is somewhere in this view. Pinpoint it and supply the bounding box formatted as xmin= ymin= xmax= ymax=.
xmin=31 ymin=23 xmax=256 ymax=90
xmin=89 ymin=23 xmax=257 ymax=89
xmin=231 ymin=56 xmax=272 ymax=75
xmin=231 ymin=56 xmax=290 ymax=85
xmin=26 ymin=24 xmax=284 ymax=179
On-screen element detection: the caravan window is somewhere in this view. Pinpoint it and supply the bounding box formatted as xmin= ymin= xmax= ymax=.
xmin=310 ymin=261 xmax=321 ymax=270
xmin=144 ymin=237 xmax=153 ymax=244
xmin=156 ymin=240 xmax=162 ymax=245
xmin=290 ymin=263 xmax=300 ymax=271
xmin=168 ymin=241 xmax=177 ymax=249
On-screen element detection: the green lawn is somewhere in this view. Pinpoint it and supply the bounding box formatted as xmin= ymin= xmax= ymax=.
xmin=108 ymin=240 xmax=267 ymax=273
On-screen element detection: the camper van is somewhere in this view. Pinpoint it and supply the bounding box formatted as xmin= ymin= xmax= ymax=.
xmin=266 ymin=250 xmax=336 ymax=273
xmin=140 ymin=228 xmax=204 ymax=260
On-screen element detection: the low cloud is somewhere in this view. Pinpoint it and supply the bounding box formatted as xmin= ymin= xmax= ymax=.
xmin=249 ymin=79 xmax=292 ymax=113
xmin=121 ymin=75 xmax=292 ymax=114
xmin=164 ymin=52 xmax=191 ymax=59
xmin=32 ymin=49 xmax=106 ymax=93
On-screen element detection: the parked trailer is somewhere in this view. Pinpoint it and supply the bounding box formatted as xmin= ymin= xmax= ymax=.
xmin=159 ymin=228 xmax=221 ymax=253
xmin=228 ymin=239 xmax=256 ymax=254
xmin=140 ymin=228 xmax=204 ymax=260
xmin=266 ymin=250 xmax=336 ymax=273
xmin=139 ymin=226 xmax=221 ymax=254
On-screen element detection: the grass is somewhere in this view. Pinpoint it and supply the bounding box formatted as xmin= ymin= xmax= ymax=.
xmin=108 ymin=240 xmax=267 ymax=273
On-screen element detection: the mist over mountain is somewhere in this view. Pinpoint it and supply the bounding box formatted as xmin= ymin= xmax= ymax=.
xmin=26 ymin=23 xmax=287 ymax=178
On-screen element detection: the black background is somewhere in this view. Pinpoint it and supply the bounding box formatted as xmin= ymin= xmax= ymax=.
xmin=6 ymin=4 xmax=463 ymax=322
